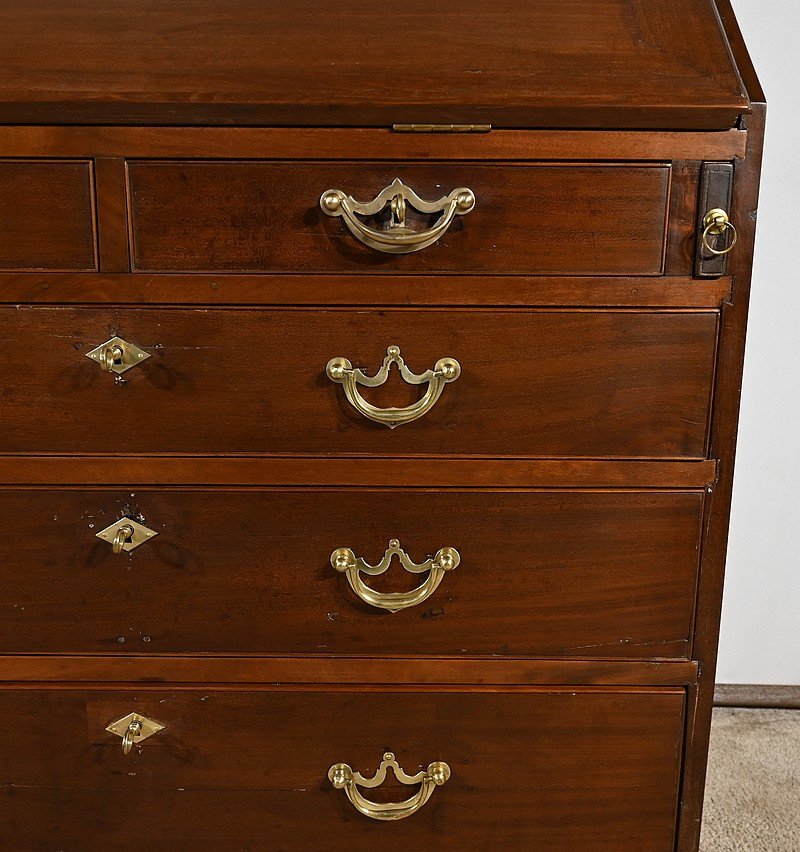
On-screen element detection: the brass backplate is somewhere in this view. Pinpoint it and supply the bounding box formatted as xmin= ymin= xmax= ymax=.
xmin=96 ymin=517 xmax=158 ymax=552
xmin=85 ymin=336 xmax=151 ymax=374
xmin=106 ymin=712 xmax=165 ymax=743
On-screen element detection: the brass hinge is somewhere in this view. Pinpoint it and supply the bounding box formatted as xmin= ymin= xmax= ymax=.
xmin=392 ymin=123 xmax=492 ymax=133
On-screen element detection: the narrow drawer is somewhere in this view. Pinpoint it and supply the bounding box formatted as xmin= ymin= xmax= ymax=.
xmin=0 ymin=488 xmax=702 ymax=658
xmin=0 ymin=687 xmax=685 ymax=850
xmin=127 ymin=161 xmax=670 ymax=274
xmin=0 ymin=160 xmax=96 ymax=270
xmin=1 ymin=307 xmax=718 ymax=458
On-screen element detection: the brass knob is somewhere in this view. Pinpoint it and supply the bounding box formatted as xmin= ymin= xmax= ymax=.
xmin=122 ymin=719 xmax=142 ymax=755
xmin=112 ymin=524 xmax=134 ymax=554
xmin=701 ymin=208 xmax=738 ymax=256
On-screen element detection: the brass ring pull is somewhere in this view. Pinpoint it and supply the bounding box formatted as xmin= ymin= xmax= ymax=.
xmin=320 ymin=178 xmax=475 ymax=254
xmin=112 ymin=524 xmax=134 ymax=554
xmin=122 ymin=719 xmax=142 ymax=755
xmin=701 ymin=208 xmax=738 ymax=256
xmin=331 ymin=540 xmax=460 ymax=613
xmin=326 ymin=345 xmax=460 ymax=429
xmin=329 ymin=752 xmax=450 ymax=822
xmin=99 ymin=344 xmax=124 ymax=372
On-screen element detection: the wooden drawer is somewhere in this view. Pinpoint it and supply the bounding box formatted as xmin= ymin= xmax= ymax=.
xmin=2 ymin=307 xmax=718 ymax=458
xmin=0 ymin=488 xmax=703 ymax=658
xmin=127 ymin=161 xmax=671 ymax=274
xmin=0 ymin=160 xmax=96 ymax=270
xmin=0 ymin=687 xmax=685 ymax=850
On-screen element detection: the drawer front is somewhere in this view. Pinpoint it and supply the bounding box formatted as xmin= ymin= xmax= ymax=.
xmin=0 ymin=160 xmax=96 ymax=270
xmin=2 ymin=307 xmax=717 ymax=457
xmin=0 ymin=489 xmax=703 ymax=657
xmin=128 ymin=161 xmax=670 ymax=274
xmin=0 ymin=687 xmax=684 ymax=850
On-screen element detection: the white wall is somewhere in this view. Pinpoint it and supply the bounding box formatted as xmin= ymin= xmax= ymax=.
xmin=716 ymin=1 xmax=800 ymax=684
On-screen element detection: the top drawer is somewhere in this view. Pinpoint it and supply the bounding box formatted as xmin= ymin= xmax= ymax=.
xmin=0 ymin=160 xmax=97 ymax=271
xmin=127 ymin=161 xmax=670 ymax=275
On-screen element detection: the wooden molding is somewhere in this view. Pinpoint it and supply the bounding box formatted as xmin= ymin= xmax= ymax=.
xmin=714 ymin=684 xmax=800 ymax=709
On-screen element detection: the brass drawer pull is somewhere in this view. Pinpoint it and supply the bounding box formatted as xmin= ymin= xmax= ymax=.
xmin=329 ymin=751 xmax=450 ymax=821
xmin=326 ymin=345 xmax=460 ymax=429
xmin=86 ymin=336 xmax=151 ymax=375
xmin=701 ymin=208 xmax=738 ymax=256
xmin=96 ymin=517 xmax=158 ymax=553
xmin=106 ymin=712 xmax=165 ymax=756
xmin=320 ymin=178 xmax=475 ymax=254
xmin=331 ymin=539 xmax=459 ymax=613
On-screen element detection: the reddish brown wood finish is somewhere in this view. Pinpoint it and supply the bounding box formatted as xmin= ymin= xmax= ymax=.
xmin=0 ymin=458 xmax=718 ymax=488
xmin=0 ymin=489 xmax=704 ymax=658
xmin=0 ymin=126 xmax=748 ymax=162
xmin=0 ymin=2 xmax=764 ymax=849
xmin=0 ymin=307 xmax=719 ymax=458
xmin=128 ymin=161 xmax=671 ymax=275
xmin=0 ymin=0 xmax=746 ymax=129
xmin=0 ymin=687 xmax=685 ymax=850
xmin=676 ymin=103 xmax=767 ymax=852
xmin=0 ymin=273 xmax=734 ymax=308
xmin=0 ymin=657 xmax=698 ymax=686
xmin=0 ymin=160 xmax=96 ymax=271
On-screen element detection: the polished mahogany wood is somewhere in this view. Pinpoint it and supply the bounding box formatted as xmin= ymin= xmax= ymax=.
xmin=0 ymin=126 xmax=748 ymax=161
xmin=0 ymin=307 xmax=718 ymax=457
xmin=0 ymin=489 xmax=704 ymax=658
xmin=0 ymin=160 xmax=96 ymax=271
xmin=0 ymin=687 xmax=685 ymax=850
xmin=677 ymin=104 xmax=767 ymax=851
xmin=128 ymin=161 xmax=671 ymax=275
xmin=0 ymin=656 xmax=698 ymax=686
xmin=0 ymin=0 xmax=747 ymax=129
xmin=0 ymin=458 xmax=718 ymax=488
xmin=0 ymin=273 xmax=734 ymax=308
xmin=94 ymin=158 xmax=130 ymax=273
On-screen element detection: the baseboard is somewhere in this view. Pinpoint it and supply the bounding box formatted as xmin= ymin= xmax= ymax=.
xmin=714 ymin=684 xmax=800 ymax=709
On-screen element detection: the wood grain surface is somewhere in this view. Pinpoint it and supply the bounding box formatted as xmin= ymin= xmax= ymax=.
xmin=0 ymin=307 xmax=719 ymax=458
xmin=0 ymin=489 xmax=704 ymax=658
xmin=0 ymin=687 xmax=685 ymax=850
xmin=128 ymin=161 xmax=671 ymax=275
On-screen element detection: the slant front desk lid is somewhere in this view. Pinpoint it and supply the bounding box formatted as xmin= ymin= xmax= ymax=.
xmin=0 ymin=0 xmax=749 ymax=128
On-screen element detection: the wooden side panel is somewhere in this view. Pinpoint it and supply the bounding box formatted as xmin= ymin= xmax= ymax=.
xmin=0 ymin=688 xmax=685 ymax=851
xmin=127 ymin=162 xmax=671 ymax=275
xmin=0 ymin=160 xmax=96 ymax=270
xmin=0 ymin=489 xmax=703 ymax=658
xmin=0 ymin=307 xmax=718 ymax=458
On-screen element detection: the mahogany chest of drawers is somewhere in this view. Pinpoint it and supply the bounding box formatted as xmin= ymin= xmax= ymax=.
xmin=0 ymin=1 xmax=763 ymax=849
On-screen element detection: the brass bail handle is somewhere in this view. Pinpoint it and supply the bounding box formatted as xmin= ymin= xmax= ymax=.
xmin=112 ymin=524 xmax=134 ymax=554
xmin=326 ymin=345 xmax=461 ymax=429
xmin=122 ymin=719 xmax=142 ymax=755
xmin=329 ymin=751 xmax=450 ymax=821
xmin=320 ymin=178 xmax=475 ymax=254
xmin=701 ymin=208 xmax=738 ymax=256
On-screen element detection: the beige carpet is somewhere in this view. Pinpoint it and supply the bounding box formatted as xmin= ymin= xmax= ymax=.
xmin=700 ymin=708 xmax=800 ymax=851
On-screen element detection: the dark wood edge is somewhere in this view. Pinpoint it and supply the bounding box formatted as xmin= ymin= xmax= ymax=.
xmin=676 ymin=103 xmax=766 ymax=852
xmin=0 ymin=457 xmax=719 ymax=488
xmin=0 ymin=656 xmax=698 ymax=686
xmin=0 ymin=126 xmax=747 ymax=160
xmin=0 ymin=274 xmax=733 ymax=308
xmin=715 ymin=0 xmax=766 ymax=105
xmin=714 ymin=684 xmax=800 ymax=709
xmin=94 ymin=158 xmax=131 ymax=273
